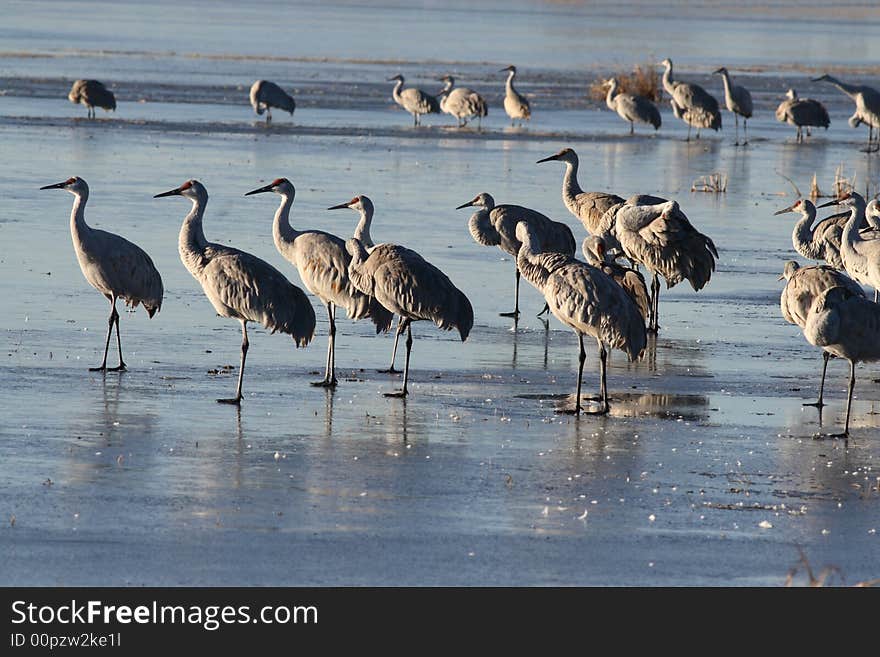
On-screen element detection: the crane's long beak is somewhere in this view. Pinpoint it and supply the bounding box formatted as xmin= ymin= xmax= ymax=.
xmin=39 ymin=181 xmax=67 ymax=190
xmin=327 ymin=202 xmax=351 ymax=211
xmin=245 ymin=183 xmax=273 ymax=196
xmin=536 ymin=154 xmax=559 ymax=164
xmin=816 ymin=199 xmax=839 ymax=208
xmin=773 ymin=204 xmax=797 ymax=215
xmin=712 ymin=68 xmax=723 ymax=75
xmin=154 ymin=187 xmax=182 ymax=198
xmin=455 ymin=201 xmax=474 ymax=210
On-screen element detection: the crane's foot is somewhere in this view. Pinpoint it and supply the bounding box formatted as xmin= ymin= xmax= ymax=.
xmin=217 ymin=397 xmax=242 ymax=405
xmin=384 ymin=390 xmax=408 ymax=398
xmin=803 ymin=400 xmax=825 ymax=409
xmin=812 ymin=430 xmax=848 ymax=441
xmin=377 ymin=366 xmax=400 ymax=374
xmin=499 ymin=310 xmax=520 ymax=318
xmin=536 ymin=303 xmax=550 ymax=317
xmin=556 ymin=406 xmax=609 ymax=416
xmin=89 ymin=365 xmax=109 ymax=372
xmin=310 ymin=378 xmax=338 ymax=388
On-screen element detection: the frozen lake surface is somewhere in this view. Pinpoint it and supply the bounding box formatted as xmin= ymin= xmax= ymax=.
xmin=1 ymin=1 xmax=878 ymax=586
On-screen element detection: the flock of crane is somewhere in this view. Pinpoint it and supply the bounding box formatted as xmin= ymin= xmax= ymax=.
xmin=65 ymin=59 xmax=880 ymax=149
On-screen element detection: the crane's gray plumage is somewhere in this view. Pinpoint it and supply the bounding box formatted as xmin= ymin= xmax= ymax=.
xmin=500 ymin=65 xmax=530 ymax=126
xmin=713 ymin=67 xmax=752 ymax=145
xmin=779 ymin=260 xmax=864 ymax=408
xmin=457 ymin=192 xmax=575 ymax=317
xmin=604 ymin=77 xmax=661 ymax=134
xmin=249 ymin=80 xmax=296 ymax=123
xmin=346 ymin=238 xmax=473 ymax=397
xmin=437 ymin=75 xmax=488 ymax=128
xmin=775 ymin=89 xmax=830 ymax=142
xmin=812 ymin=74 xmax=880 ymax=150
xmin=245 ymin=178 xmax=392 ymax=388
xmin=154 ymin=180 xmax=315 ymax=404
xmin=516 ymin=222 xmax=646 ymax=415
xmin=609 ymin=197 xmax=718 ymax=332
xmin=803 ymin=284 xmax=880 ymax=436
xmin=774 ymin=198 xmax=850 ymax=269
xmin=68 ymin=79 xmax=116 ymax=119
xmin=388 ymin=74 xmax=440 ymax=126
xmin=536 ymin=148 xmax=626 ymax=253
xmin=660 ymin=58 xmax=722 ymax=140
xmin=40 ymin=176 xmax=163 ymax=371
xmin=582 ymin=235 xmax=649 ymax=322
xmin=818 ymin=192 xmax=880 ymax=302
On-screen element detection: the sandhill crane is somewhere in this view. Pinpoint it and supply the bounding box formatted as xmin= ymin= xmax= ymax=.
xmin=437 ymin=75 xmax=488 ymax=128
xmin=610 ymin=198 xmax=718 ymax=333
xmin=327 ymin=195 xmax=408 ymax=374
xmin=154 ymin=180 xmax=315 ymax=404
xmin=582 ymin=235 xmax=649 ymax=322
xmin=345 ymin=238 xmax=473 ymax=397
xmin=818 ymin=192 xmax=880 ymax=302
xmin=456 ymin=192 xmax=575 ymax=318
xmin=603 ymin=77 xmax=661 ymax=134
xmin=713 ymin=67 xmax=752 ymax=145
xmin=775 ymin=89 xmax=830 ymax=142
xmin=813 ymin=74 xmax=880 ymax=150
xmin=803 ymin=285 xmax=880 ymax=437
xmin=774 ymin=199 xmax=847 ymax=269
xmin=500 ymin=65 xmax=530 ymax=126
xmin=387 ymin=74 xmax=440 ymax=126
xmin=779 ymin=261 xmax=864 ymax=408
xmin=249 ymin=80 xmax=296 ymax=123
xmin=659 ymin=58 xmax=721 ymax=140
xmin=536 ymin=148 xmax=625 ymax=253
xmin=516 ymin=222 xmax=645 ymax=414
xmin=40 ymin=177 xmax=163 ymax=371
xmin=245 ymin=179 xmax=392 ymax=388
xmin=68 ymin=80 xmax=116 ymax=119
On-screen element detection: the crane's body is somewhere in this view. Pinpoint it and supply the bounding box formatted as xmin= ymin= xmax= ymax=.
xmin=819 ymin=192 xmax=880 ymax=302
xmin=536 ymin=148 xmax=626 ymax=253
xmin=249 ymin=80 xmax=296 ymax=123
xmin=438 ymin=76 xmax=488 ymax=128
xmin=775 ymin=89 xmax=829 ymax=142
xmin=346 ymin=238 xmax=473 ymax=397
xmin=713 ymin=67 xmax=752 ymax=145
xmin=500 ymin=65 xmax=530 ymax=126
xmin=604 ymin=77 xmax=661 ymax=134
xmin=582 ymin=235 xmax=649 ymax=322
xmin=388 ymin=74 xmax=440 ymax=126
xmin=813 ymin=74 xmax=880 ymax=150
xmin=660 ymin=58 xmax=721 ymax=140
xmin=457 ymin=192 xmax=575 ymax=318
xmin=246 ymin=179 xmax=392 ymax=387
xmin=779 ymin=260 xmax=865 ymax=407
xmin=40 ymin=177 xmax=163 ymax=371
xmin=154 ymin=180 xmax=315 ymax=404
xmin=68 ymin=79 xmax=116 ymax=119
xmin=516 ymin=222 xmax=645 ymax=414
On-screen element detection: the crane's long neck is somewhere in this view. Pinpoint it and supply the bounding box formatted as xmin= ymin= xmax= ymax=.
xmin=605 ymin=81 xmax=618 ymax=111
xmin=793 ymin=208 xmax=823 ymax=260
xmin=69 ymin=190 xmax=91 ymax=247
xmin=822 ymin=76 xmax=860 ymax=100
xmin=272 ymin=191 xmax=299 ymax=254
xmin=392 ymin=79 xmax=404 ymax=104
xmin=353 ymin=207 xmax=374 ymax=249
xmin=561 ymin=158 xmax=584 ymax=209
xmin=718 ymin=71 xmax=733 ymax=98
xmin=841 ymin=202 xmax=868 ymax=271
xmin=505 ymin=70 xmax=517 ymax=95
xmin=662 ymin=64 xmax=675 ymax=96
xmin=346 ymin=238 xmax=372 ymax=296
xmin=179 ymin=196 xmax=210 ymax=276
xmin=516 ymin=231 xmax=551 ymax=291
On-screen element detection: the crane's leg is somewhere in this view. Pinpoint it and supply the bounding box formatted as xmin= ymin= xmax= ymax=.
xmin=219 ymin=320 xmax=248 ymax=405
xmin=734 ymin=114 xmax=740 ymax=146
xmin=796 ymin=126 xmax=802 ymax=143
xmin=630 ymin=121 xmax=634 ymax=135
xmin=647 ymin=273 xmax=661 ymax=333
xmin=110 ymin=300 xmax=126 ymax=371
xmin=384 ymin=320 xmax=413 ymax=398
xmin=312 ymin=301 xmax=338 ymax=387
xmin=378 ymin=316 xmax=403 ymax=374
xmin=595 ymin=341 xmax=610 ymax=414
xmin=875 ymin=288 xmax=878 ymax=303
xmin=830 ymin=360 xmax=856 ymax=441
xmin=499 ymin=267 xmax=521 ymax=318
xmin=266 ymin=107 xmax=272 ymax=124
xmin=537 ymin=301 xmax=550 ymax=317
xmin=803 ymin=351 xmax=831 ymax=408
xmin=743 ymin=118 xmax=749 ymax=145
xmin=90 ymin=297 xmax=121 ymax=371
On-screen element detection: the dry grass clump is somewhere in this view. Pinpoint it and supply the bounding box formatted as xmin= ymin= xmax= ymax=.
xmin=589 ymin=62 xmax=662 ymax=102
xmin=810 ymin=163 xmax=865 ymax=200
xmin=691 ymin=173 xmax=728 ymax=193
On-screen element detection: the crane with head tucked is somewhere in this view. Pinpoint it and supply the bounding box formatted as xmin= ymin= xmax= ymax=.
xmin=516 ymin=222 xmax=646 ymax=414
xmin=775 ymin=89 xmax=830 ymax=143
xmin=602 ymin=77 xmax=661 ymax=135
xmin=500 ymin=65 xmax=531 ymax=126
xmin=812 ymin=74 xmax=880 ymax=151
xmin=40 ymin=177 xmax=163 ymax=371
xmin=713 ymin=67 xmax=752 ymax=145
xmin=779 ymin=260 xmax=865 ymax=409
xmin=659 ymin=58 xmax=721 ymax=140
xmin=345 ymin=237 xmax=473 ymax=398
xmin=249 ymin=80 xmax=296 ymax=123
xmin=456 ymin=192 xmax=575 ymax=318
xmin=437 ymin=75 xmax=488 ymax=128
xmin=818 ymin=192 xmax=880 ymax=302
xmin=245 ymin=178 xmax=392 ymax=387
xmin=154 ymin=180 xmax=315 ymax=404
xmin=582 ymin=235 xmax=649 ymax=322
xmin=68 ymin=79 xmax=116 ymax=119
xmin=387 ymin=74 xmax=440 ymax=126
